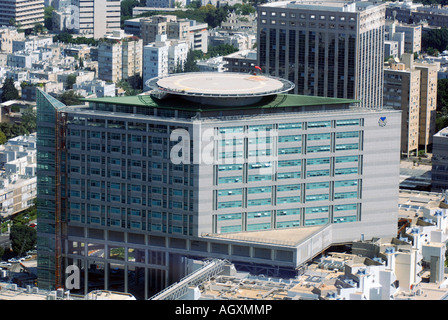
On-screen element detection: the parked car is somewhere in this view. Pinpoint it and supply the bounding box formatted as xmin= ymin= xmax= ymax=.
xmin=0 ymin=261 xmax=11 ymax=266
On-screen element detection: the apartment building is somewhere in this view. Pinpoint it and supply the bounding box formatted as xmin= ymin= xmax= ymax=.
xmin=383 ymin=57 xmax=421 ymax=157
xmin=257 ymin=0 xmax=386 ymax=109
xmin=71 ymin=0 xmax=121 ymax=39
xmin=142 ymin=35 xmax=188 ymax=90
xmin=383 ymin=54 xmax=439 ymax=156
xmin=36 ymin=72 xmax=400 ymax=298
xmin=140 ymin=15 xmax=208 ymax=53
xmin=0 ymin=133 xmax=37 ymax=220
xmin=97 ymin=31 xmax=143 ymax=84
xmin=0 ymin=0 xmax=44 ymax=31
xmin=0 ymin=27 xmax=25 ymax=53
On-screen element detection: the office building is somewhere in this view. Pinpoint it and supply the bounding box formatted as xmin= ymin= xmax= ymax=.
xmin=0 ymin=0 xmax=44 ymax=31
xmin=257 ymin=0 xmax=386 ymax=109
xmin=36 ymin=72 xmax=400 ymax=299
xmin=386 ymin=1 xmax=448 ymax=29
xmin=432 ymin=127 xmax=448 ymax=192
xmin=71 ymin=0 xmax=121 ymax=39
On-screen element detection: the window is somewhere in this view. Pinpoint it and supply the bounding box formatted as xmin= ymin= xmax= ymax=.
xmin=218 ymin=164 xmax=243 ymax=171
xmin=334 ymin=191 xmax=358 ymax=199
xmin=248 ymin=198 xmax=272 ymax=206
xmin=308 ymin=121 xmax=331 ymax=128
xmin=305 ymin=218 xmax=328 ymax=226
xmin=335 ymin=167 xmax=358 ymax=175
xmin=218 ymin=201 xmax=242 ymax=209
xmin=277 ymin=208 xmax=300 ymax=216
xmin=305 ymin=194 xmax=329 ymax=202
xmin=277 ymin=196 xmax=301 ymax=204
xmin=278 ymin=123 xmax=301 ymax=130
xmin=248 ymin=211 xmax=271 ymax=219
xmin=277 ymin=220 xmax=300 ymax=228
xmin=277 ymin=184 xmax=301 ymax=192
xmin=307 ymin=145 xmax=331 ymax=153
xmin=278 ymin=160 xmax=301 ymax=167
xmin=247 ymin=223 xmax=271 ymax=231
xmin=334 ymin=203 xmax=357 ymax=211
xmin=248 ymin=186 xmax=272 ymax=194
xmin=306 ymin=182 xmax=329 ymax=190
xmin=336 ymin=143 xmax=359 ymax=151
xmin=336 ymin=131 xmax=359 ymax=139
xmin=334 ymin=216 xmax=357 ymax=223
xmin=334 ymin=180 xmax=358 ymax=187
xmin=336 ymin=155 xmax=358 ymax=163
xmin=248 ymin=174 xmax=272 ymax=182
xmin=221 ymin=225 xmax=242 ymax=233
xmin=279 ymin=147 xmax=301 ymax=155
xmin=278 ymin=172 xmax=301 ymax=179
xmin=305 ymin=206 xmax=329 ymax=214
xmin=218 ymin=213 xmax=242 ymax=221
xmin=336 ymin=119 xmax=360 ymax=127
xmin=307 ymin=158 xmax=330 ymax=165
xmin=307 ymin=133 xmax=331 ymax=141
xmin=307 ymin=169 xmax=330 ymax=177
xmin=218 ymin=176 xmax=242 ymax=184
xmin=218 ymin=188 xmax=243 ymax=196
xmin=278 ymin=135 xmax=301 ymax=142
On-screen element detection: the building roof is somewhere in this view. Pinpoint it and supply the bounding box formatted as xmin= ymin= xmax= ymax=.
xmin=82 ymin=91 xmax=359 ymax=112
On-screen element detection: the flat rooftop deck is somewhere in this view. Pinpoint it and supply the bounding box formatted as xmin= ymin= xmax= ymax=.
xmin=202 ymin=225 xmax=325 ymax=247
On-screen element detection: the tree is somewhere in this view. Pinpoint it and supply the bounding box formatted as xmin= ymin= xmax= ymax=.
xmin=1 ymin=77 xmax=19 ymax=102
xmin=9 ymin=224 xmax=36 ymax=256
xmin=44 ymin=6 xmax=55 ymax=30
xmin=21 ymin=107 xmax=37 ymax=134
xmin=66 ymin=74 xmax=77 ymax=90
xmin=58 ymin=90 xmax=82 ymax=106
xmin=182 ymin=49 xmax=200 ymax=72
xmin=0 ymin=131 xmax=6 ymax=145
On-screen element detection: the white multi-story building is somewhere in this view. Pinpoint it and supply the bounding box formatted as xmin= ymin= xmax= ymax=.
xmin=143 ymin=35 xmax=188 ymax=90
xmin=0 ymin=133 xmax=37 ymax=220
xmin=0 ymin=0 xmax=44 ymax=31
xmin=71 ymin=0 xmax=121 ymax=39
xmin=97 ymin=31 xmax=143 ymax=83
xmin=12 ymin=36 xmax=53 ymax=53
xmin=0 ymin=27 xmax=25 ymax=53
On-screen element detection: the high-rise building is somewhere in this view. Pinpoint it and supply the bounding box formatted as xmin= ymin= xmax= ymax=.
xmin=257 ymin=0 xmax=386 ymax=109
xmin=383 ymin=53 xmax=439 ymax=156
xmin=383 ymin=58 xmax=421 ymax=157
xmin=0 ymin=0 xmax=44 ymax=31
xmin=71 ymin=0 xmax=121 ymax=39
xmin=36 ymin=72 xmax=400 ymax=299
xmin=432 ymin=127 xmax=448 ymax=192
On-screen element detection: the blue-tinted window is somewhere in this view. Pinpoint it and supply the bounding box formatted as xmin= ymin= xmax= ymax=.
xmin=277 ymin=184 xmax=301 ymax=192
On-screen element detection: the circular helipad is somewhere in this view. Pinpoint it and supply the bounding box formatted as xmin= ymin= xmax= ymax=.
xmin=150 ymin=72 xmax=294 ymax=98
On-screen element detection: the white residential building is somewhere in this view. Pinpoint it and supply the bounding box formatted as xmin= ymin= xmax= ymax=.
xmin=71 ymin=0 xmax=121 ymax=39
xmin=143 ymin=35 xmax=188 ymax=90
xmin=0 ymin=133 xmax=37 ymax=219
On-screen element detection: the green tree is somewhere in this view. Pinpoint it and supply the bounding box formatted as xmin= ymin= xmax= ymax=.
xmin=182 ymin=49 xmax=200 ymax=72
xmin=1 ymin=77 xmax=19 ymax=102
xmin=58 ymin=90 xmax=82 ymax=106
xmin=0 ymin=131 xmax=6 ymax=145
xmin=10 ymin=224 xmax=36 ymax=256
xmin=66 ymin=74 xmax=77 ymax=90
xmin=44 ymin=6 xmax=55 ymax=30
xmin=21 ymin=107 xmax=37 ymax=133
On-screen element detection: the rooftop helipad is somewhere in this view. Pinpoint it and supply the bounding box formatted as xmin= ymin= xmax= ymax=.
xmin=148 ymin=72 xmax=294 ymax=98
